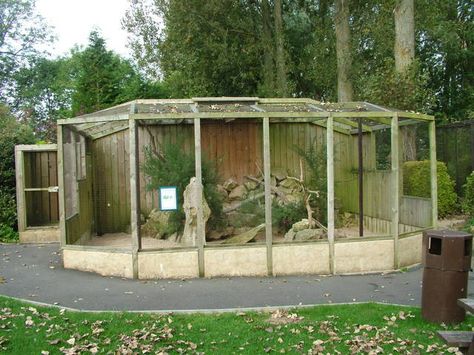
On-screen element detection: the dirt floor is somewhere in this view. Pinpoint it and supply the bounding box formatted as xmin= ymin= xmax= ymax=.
xmin=83 ymin=225 xmax=386 ymax=249
xmin=85 ymin=233 xmax=180 ymax=249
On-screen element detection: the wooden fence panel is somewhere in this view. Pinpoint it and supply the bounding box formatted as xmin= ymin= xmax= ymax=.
xmin=400 ymin=195 xmax=432 ymax=227
xmin=23 ymin=151 xmax=59 ymax=226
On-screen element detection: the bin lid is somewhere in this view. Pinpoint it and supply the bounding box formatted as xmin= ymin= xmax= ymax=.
xmin=424 ymin=229 xmax=472 ymax=239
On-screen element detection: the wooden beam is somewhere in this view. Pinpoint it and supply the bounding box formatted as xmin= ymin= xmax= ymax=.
xmin=14 ymin=147 xmax=26 ymax=232
xmin=57 ymin=125 xmax=67 ymax=246
xmin=312 ymin=120 xmax=351 ymax=135
xmin=327 ymin=114 xmax=335 ymax=274
xmin=259 ymin=98 xmax=317 ymax=104
xmin=129 ymin=107 xmax=141 ymax=279
xmin=263 ymin=116 xmax=273 ymax=276
xmin=57 ymin=114 xmax=129 ymax=126
xmin=391 ymin=113 xmax=400 ymax=269
xmin=429 ymin=121 xmax=438 ymax=227
xmin=334 ymin=116 xmax=372 ymax=132
xmin=90 ymin=123 xmax=129 ymax=140
xmin=397 ymin=112 xmax=434 ymax=121
xmin=194 ymin=118 xmax=205 ymax=277
xmin=132 ymin=111 xmax=329 ymax=120
xmin=15 ymin=144 xmax=57 ymax=152
xmin=332 ymin=111 xmax=393 ymax=118
xmin=192 ymin=96 xmax=259 ymax=103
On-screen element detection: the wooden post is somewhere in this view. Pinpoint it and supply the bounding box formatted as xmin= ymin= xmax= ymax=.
xmin=357 ymin=118 xmax=364 ymax=236
xmin=57 ymin=125 xmax=67 ymax=246
xmin=194 ymin=118 xmax=205 ymax=277
xmin=129 ymin=104 xmax=141 ymax=279
xmin=14 ymin=147 xmax=26 ymax=233
xmin=391 ymin=114 xmax=400 ymax=269
xmin=263 ymin=116 xmax=273 ymax=276
xmin=429 ymin=120 xmax=438 ymax=228
xmin=327 ymin=114 xmax=335 ymax=274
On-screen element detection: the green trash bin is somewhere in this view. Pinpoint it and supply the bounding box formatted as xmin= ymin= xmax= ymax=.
xmin=421 ymin=230 xmax=472 ymax=323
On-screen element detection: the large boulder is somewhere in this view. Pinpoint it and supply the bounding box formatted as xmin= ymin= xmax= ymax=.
xmin=292 ymin=219 xmax=310 ymax=232
xmin=228 ymin=185 xmax=247 ymax=200
xmin=223 ymin=178 xmax=238 ymax=192
xmin=140 ymin=209 xmax=170 ymax=239
xmin=294 ymin=228 xmax=324 ymax=241
xmin=279 ymin=178 xmax=301 ymax=191
xmin=181 ymin=177 xmax=211 ymax=246
xmin=272 ymin=168 xmax=288 ymax=181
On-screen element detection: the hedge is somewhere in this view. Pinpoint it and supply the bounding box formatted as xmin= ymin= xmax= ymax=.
xmin=403 ymin=160 xmax=457 ymax=218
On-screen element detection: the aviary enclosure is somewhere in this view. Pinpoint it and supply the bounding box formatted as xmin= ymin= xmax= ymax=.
xmin=53 ymin=97 xmax=437 ymax=279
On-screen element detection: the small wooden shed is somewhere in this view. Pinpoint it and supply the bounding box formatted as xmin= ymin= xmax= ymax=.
xmin=53 ymin=97 xmax=437 ymax=279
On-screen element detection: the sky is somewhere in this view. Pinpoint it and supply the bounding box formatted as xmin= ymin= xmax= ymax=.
xmin=36 ymin=0 xmax=131 ymax=58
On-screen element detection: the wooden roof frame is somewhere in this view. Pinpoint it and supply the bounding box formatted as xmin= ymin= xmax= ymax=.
xmin=57 ymin=97 xmax=434 ymax=140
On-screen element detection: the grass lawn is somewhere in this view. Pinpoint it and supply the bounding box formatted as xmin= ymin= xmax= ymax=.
xmin=1 ymin=295 xmax=472 ymax=354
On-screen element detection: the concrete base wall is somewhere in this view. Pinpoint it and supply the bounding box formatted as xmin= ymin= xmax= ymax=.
xmin=204 ymin=247 xmax=267 ymax=277
xmin=399 ymin=233 xmax=423 ymax=267
xmin=273 ymin=243 xmax=330 ymax=275
xmin=63 ymin=249 xmax=133 ymax=278
xmin=61 ymin=233 xmax=425 ymax=279
xmin=335 ymin=239 xmax=394 ymax=274
xmin=138 ymin=251 xmax=199 ymax=279
xmin=20 ymin=227 xmax=60 ymax=243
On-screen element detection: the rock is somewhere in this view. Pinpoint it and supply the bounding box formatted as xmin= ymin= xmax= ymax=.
xmin=140 ymin=209 xmax=170 ymax=239
xmin=285 ymin=192 xmax=303 ymax=205
xmin=217 ymin=184 xmax=228 ymax=199
xmin=207 ymin=227 xmax=234 ymax=241
xmin=223 ymin=200 xmax=242 ymax=213
xmin=279 ymin=178 xmax=301 ymax=191
xmin=272 ymin=168 xmax=288 ymax=181
xmin=294 ymin=228 xmax=324 ymax=241
xmin=222 ymin=224 xmax=265 ymax=244
xmin=271 ymin=176 xmax=277 ymax=187
xmin=227 ymin=212 xmax=258 ymax=228
xmin=275 ymin=185 xmax=293 ymax=196
xmin=181 ymin=177 xmax=211 ymax=246
xmin=244 ymin=180 xmax=259 ymax=191
xmin=292 ymin=219 xmax=310 ymax=232
xmin=228 ymin=185 xmax=247 ymax=200
xmin=284 ymin=229 xmax=296 ymax=241
xmin=223 ymin=178 xmax=238 ymax=192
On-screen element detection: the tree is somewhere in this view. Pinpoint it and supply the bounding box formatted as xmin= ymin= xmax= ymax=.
xmin=0 ymin=104 xmax=35 ymax=237
xmin=274 ymin=0 xmax=289 ymax=96
xmin=335 ymin=0 xmax=353 ymax=102
xmin=12 ymin=57 xmax=74 ymax=141
xmin=71 ymin=30 xmax=166 ymax=116
xmin=394 ymin=0 xmax=415 ymax=73
xmin=0 ymin=0 xmax=53 ymax=100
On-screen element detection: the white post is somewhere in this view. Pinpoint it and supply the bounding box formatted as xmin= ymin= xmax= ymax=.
xmin=263 ymin=116 xmax=273 ymax=276
xmin=194 ymin=118 xmax=205 ymax=277
xmin=429 ymin=120 xmax=438 ymax=228
xmin=391 ymin=113 xmax=400 ymax=269
xmin=327 ymin=114 xmax=335 ymax=274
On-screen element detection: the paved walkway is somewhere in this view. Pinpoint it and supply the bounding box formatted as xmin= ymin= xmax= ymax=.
xmin=1 ymin=243 xmax=473 ymax=312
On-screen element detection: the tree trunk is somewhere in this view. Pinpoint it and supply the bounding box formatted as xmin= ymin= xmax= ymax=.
xmin=274 ymin=0 xmax=288 ymax=97
xmin=334 ymin=0 xmax=353 ymax=102
xmin=394 ymin=0 xmax=415 ymax=73
xmin=394 ymin=0 xmax=416 ymax=161
xmin=261 ymin=0 xmax=275 ymax=96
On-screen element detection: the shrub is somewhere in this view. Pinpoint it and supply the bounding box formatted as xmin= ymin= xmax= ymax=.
xmin=0 ymin=105 xmax=34 ymax=240
xmin=272 ymin=201 xmax=307 ymax=231
xmin=0 ymin=190 xmax=19 ymax=242
xmin=293 ymin=142 xmax=327 ymax=225
xmin=462 ymin=171 xmax=474 ymax=217
xmin=142 ymin=142 xmax=223 ymax=235
xmin=403 ymin=160 xmax=458 ymax=218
